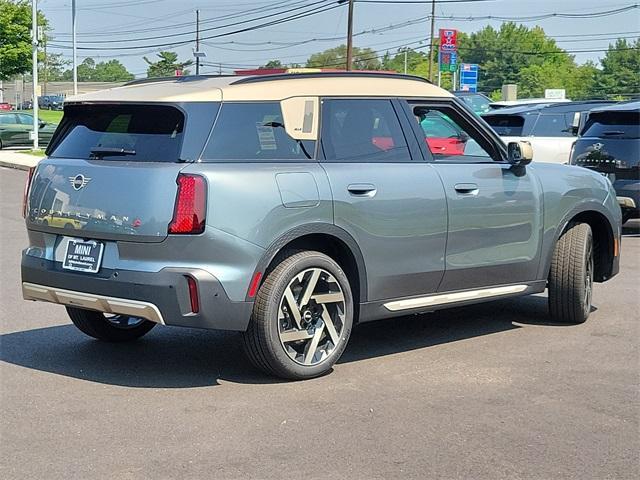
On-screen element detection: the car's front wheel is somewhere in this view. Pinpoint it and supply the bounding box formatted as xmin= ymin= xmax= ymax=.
xmin=243 ymin=251 xmax=354 ymax=380
xmin=548 ymin=222 xmax=594 ymax=324
xmin=66 ymin=307 xmax=156 ymax=342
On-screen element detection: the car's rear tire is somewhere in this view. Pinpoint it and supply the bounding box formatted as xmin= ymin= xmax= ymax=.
xmin=66 ymin=307 xmax=156 ymax=342
xmin=242 ymin=251 xmax=354 ymax=380
xmin=548 ymin=222 xmax=594 ymax=324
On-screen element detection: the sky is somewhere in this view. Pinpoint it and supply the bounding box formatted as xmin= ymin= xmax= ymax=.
xmin=38 ymin=0 xmax=640 ymax=78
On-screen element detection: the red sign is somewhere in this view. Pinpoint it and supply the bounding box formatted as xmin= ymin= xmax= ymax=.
xmin=439 ymin=29 xmax=458 ymax=52
xmin=175 ymin=69 xmax=183 ymax=77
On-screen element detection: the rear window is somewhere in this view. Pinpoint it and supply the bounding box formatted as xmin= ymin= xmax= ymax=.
xmin=48 ymin=104 xmax=185 ymax=162
xmin=483 ymin=114 xmax=525 ymax=136
xmin=581 ymin=111 xmax=640 ymax=139
xmin=202 ymin=102 xmax=315 ymax=160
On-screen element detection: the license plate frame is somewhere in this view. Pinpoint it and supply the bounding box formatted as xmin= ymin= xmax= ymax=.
xmin=62 ymin=238 xmax=105 ymax=274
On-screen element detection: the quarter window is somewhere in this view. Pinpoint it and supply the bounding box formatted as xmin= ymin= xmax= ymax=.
xmin=532 ymin=114 xmax=572 ymax=137
xmin=321 ymin=99 xmax=412 ymax=162
xmin=202 ymin=102 xmax=315 ymax=160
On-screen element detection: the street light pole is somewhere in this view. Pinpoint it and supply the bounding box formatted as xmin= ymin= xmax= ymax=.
xmin=346 ymin=0 xmax=354 ymax=71
xmin=72 ymin=0 xmax=77 ymax=95
xmin=428 ymin=0 xmax=436 ymax=82
xmin=32 ymin=0 xmax=39 ymax=150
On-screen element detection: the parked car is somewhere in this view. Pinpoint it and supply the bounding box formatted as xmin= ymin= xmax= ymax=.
xmin=489 ymin=98 xmax=571 ymax=109
xmin=570 ymin=100 xmax=640 ymax=224
xmin=20 ymin=100 xmax=33 ymax=110
xmin=38 ymin=95 xmax=64 ymax=110
xmin=482 ymin=101 xmax=616 ymax=164
xmin=0 ymin=102 xmax=12 ymax=111
xmin=0 ymin=112 xmax=57 ymax=148
xmin=453 ymin=91 xmax=492 ymax=115
xmin=21 ymin=73 xmax=621 ymax=380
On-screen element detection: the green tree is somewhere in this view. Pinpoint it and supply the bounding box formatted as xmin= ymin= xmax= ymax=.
xmin=457 ymin=23 xmax=569 ymax=94
xmin=259 ymin=60 xmax=285 ymax=69
xmin=306 ymin=44 xmax=381 ymax=70
xmin=143 ymin=51 xmax=192 ymax=78
xmin=0 ymin=0 xmax=33 ymax=80
xmin=381 ymin=48 xmax=428 ymax=74
xmin=595 ymin=39 xmax=640 ymax=98
xmin=62 ymin=57 xmax=134 ymax=82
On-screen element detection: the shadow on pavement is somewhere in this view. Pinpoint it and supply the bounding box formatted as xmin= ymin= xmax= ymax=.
xmin=622 ymin=219 xmax=639 ymax=237
xmin=1 ymin=294 xmax=567 ymax=388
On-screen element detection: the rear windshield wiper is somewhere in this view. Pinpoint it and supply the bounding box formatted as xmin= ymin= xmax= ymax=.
xmin=89 ymin=147 xmax=136 ymax=158
xmin=601 ymin=130 xmax=625 ymax=136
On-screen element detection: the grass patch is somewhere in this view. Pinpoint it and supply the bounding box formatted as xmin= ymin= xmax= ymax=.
xmin=18 ymin=149 xmax=47 ymax=157
xmin=23 ymin=109 xmax=63 ymax=124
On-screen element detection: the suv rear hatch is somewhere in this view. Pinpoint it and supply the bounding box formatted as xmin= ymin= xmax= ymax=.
xmin=571 ymin=109 xmax=640 ymax=183
xmin=26 ymin=103 xmax=215 ymax=243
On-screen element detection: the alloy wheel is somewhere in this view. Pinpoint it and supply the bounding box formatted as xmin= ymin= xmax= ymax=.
xmin=277 ymin=267 xmax=346 ymax=366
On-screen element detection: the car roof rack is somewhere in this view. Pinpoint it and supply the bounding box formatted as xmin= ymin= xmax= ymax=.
xmin=123 ymin=74 xmax=237 ymax=87
xmin=231 ymin=71 xmax=433 ymax=86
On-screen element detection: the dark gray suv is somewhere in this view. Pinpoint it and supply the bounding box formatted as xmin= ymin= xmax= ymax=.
xmin=21 ymin=73 xmax=622 ymax=379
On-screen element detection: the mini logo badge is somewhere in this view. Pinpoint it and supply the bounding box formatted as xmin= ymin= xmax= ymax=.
xmin=69 ymin=174 xmax=91 ymax=191
xmin=592 ymin=142 xmax=604 ymax=151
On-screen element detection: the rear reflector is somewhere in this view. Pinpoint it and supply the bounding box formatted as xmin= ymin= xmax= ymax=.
xmin=248 ymin=272 xmax=262 ymax=298
xmin=186 ymin=276 xmax=200 ymax=314
xmin=22 ymin=167 xmax=35 ymax=219
xmin=168 ymin=174 xmax=206 ymax=234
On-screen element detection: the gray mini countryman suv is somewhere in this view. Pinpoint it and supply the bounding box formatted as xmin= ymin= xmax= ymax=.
xmin=21 ymin=73 xmax=622 ymax=379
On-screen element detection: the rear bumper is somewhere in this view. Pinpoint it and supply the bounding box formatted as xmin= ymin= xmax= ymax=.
xmin=21 ymin=253 xmax=254 ymax=331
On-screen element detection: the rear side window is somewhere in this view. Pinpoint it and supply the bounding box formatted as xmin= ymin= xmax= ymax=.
xmin=321 ymin=99 xmax=411 ymax=162
xmin=582 ymin=111 xmax=640 ymax=139
xmin=532 ymin=114 xmax=571 ymax=137
xmin=49 ymin=104 xmax=185 ymax=162
xmin=483 ymin=114 xmax=525 ymax=136
xmin=202 ymin=102 xmax=315 ymax=160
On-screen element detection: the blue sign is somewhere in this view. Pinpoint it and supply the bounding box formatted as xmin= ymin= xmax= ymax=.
xmin=459 ymin=63 xmax=479 ymax=93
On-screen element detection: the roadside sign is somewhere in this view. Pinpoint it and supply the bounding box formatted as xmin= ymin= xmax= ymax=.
xmin=459 ymin=63 xmax=479 ymax=92
xmin=545 ymin=88 xmax=566 ymax=99
xmin=175 ymin=69 xmax=183 ymax=77
xmin=438 ymin=29 xmax=458 ymax=73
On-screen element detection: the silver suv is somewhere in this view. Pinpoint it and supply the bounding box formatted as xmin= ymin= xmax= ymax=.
xmin=21 ymin=73 xmax=622 ymax=379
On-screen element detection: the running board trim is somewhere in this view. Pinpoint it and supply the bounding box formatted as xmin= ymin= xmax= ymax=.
xmin=22 ymin=282 xmax=165 ymax=325
xmin=383 ymin=285 xmax=529 ymax=312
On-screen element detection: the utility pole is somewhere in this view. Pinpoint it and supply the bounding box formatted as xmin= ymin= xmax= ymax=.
xmin=43 ymin=34 xmax=47 ymax=96
xmin=346 ymin=0 xmax=354 ymax=71
xmin=404 ymin=49 xmax=408 ymax=74
xmin=32 ymin=0 xmax=39 ymax=150
xmin=427 ymin=0 xmax=436 ymax=82
xmin=195 ymin=9 xmax=200 ymax=75
xmin=72 ymin=0 xmax=77 ymax=94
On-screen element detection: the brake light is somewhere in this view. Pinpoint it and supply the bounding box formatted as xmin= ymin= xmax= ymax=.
xmin=22 ymin=167 xmax=34 ymax=219
xmin=168 ymin=174 xmax=206 ymax=234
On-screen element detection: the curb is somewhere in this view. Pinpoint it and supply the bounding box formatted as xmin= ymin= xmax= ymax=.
xmin=0 ymin=160 xmax=31 ymax=171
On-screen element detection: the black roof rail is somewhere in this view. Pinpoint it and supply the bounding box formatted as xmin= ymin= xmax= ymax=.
xmin=231 ymin=71 xmax=433 ymax=85
xmin=123 ymin=74 xmax=237 ymax=87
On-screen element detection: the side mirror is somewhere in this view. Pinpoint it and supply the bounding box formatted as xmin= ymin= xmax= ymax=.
xmin=507 ymin=141 xmax=533 ymax=166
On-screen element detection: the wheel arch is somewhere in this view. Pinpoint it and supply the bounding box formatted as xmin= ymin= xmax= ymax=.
xmin=545 ymin=204 xmax=619 ymax=283
xmin=249 ymin=224 xmax=368 ymax=307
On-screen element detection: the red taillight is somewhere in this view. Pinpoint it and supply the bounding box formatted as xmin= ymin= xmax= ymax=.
xmin=186 ymin=276 xmax=200 ymax=314
xmin=22 ymin=167 xmax=35 ymax=219
xmin=168 ymin=174 xmax=206 ymax=234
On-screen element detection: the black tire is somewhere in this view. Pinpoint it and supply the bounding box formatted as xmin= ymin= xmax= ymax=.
xmin=548 ymin=222 xmax=594 ymax=324
xmin=66 ymin=307 xmax=156 ymax=342
xmin=242 ymin=251 xmax=354 ymax=380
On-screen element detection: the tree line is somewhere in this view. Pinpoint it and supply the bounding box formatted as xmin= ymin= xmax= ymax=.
xmin=1 ymin=0 xmax=638 ymax=99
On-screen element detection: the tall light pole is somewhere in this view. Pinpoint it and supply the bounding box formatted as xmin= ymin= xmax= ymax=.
xmin=428 ymin=0 xmax=436 ymax=82
xmin=195 ymin=9 xmax=200 ymax=75
xmin=32 ymin=0 xmax=39 ymax=150
xmin=346 ymin=0 xmax=354 ymax=71
xmin=72 ymin=0 xmax=78 ymax=94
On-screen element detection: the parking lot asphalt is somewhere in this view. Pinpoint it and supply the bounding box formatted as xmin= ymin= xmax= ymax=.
xmin=1 ymin=166 xmax=638 ymax=480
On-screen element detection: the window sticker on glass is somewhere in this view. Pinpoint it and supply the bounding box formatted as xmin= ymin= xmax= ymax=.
xmin=256 ymin=122 xmax=277 ymax=150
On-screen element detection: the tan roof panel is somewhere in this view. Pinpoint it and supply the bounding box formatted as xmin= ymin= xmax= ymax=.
xmin=67 ymin=74 xmax=452 ymax=103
